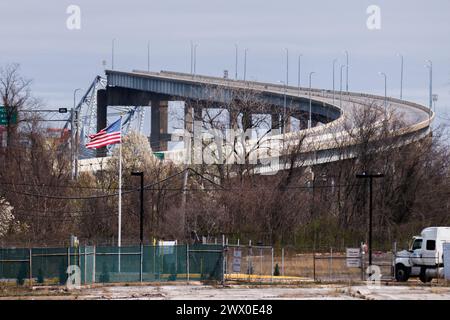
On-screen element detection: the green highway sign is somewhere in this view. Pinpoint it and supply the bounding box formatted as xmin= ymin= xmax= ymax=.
xmin=153 ymin=152 xmax=165 ymax=160
xmin=0 ymin=106 xmax=17 ymax=125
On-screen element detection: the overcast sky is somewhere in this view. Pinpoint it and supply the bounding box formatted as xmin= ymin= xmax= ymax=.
xmin=1 ymin=0 xmax=449 ymax=130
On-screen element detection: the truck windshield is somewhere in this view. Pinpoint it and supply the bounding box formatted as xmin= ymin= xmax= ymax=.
xmin=410 ymin=238 xmax=423 ymax=251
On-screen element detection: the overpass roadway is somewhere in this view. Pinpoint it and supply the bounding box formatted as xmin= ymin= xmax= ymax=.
xmin=78 ymin=70 xmax=433 ymax=174
xmin=146 ymin=70 xmax=433 ymax=172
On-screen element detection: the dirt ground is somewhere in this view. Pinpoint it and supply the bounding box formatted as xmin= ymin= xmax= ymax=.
xmin=1 ymin=282 xmax=450 ymax=300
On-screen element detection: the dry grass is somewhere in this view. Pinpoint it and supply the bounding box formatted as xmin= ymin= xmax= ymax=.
xmin=226 ymin=251 xmax=394 ymax=282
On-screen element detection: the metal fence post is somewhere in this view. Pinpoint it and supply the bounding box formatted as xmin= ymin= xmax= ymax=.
xmin=281 ymin=248 xmax=285 ymax=277
xmin=93 ymin=245 xmax=96 ymax=283
xmin=329 ymin=247 xmax=333 ymax=280
xmin=29 ymin=247 xmax=32 ymax=286
xmin=361 ymin=251 xmax=364 ymax=281
xmin=67 ymin=247 xmax=70 ymax=267
xmin=260 ymin=248 xmax=263 ymax=276
xmin=140 ymin=244 xmax=143 ymax=283
xmin=186 ymin=244 xmax=190 ymax=283
xmin=78 ymin=245 xmax=81 ymax=268
xmin=222 ymin=240 xmax=225 ymax=285
xmin=271 ymin=247 xmax=274 ymax=283
xmin=313 ymin=251 xmax=316 ymax=282
xmin=84 ymin=246 xmax=87 ymax=285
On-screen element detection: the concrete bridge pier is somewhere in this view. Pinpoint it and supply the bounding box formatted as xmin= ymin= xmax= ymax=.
xmin=271 ymin=113 xmax=280 ymax=130
xmin=150 ymin=99 xmax=169 ymax=152
xmin=96 ymin=89 xmax=108 ymax=157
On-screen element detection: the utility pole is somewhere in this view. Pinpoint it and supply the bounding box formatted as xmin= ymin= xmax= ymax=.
xmin=356 ymin=172 xmax=384 ymax=267
xmin=131 ymin=171 xmax=145 ymax=244
xmin=72 ymin=88 xmax=82 ymax=180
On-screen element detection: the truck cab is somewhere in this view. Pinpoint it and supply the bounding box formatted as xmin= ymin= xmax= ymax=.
xmin=394 ymin=227 xmax=450 ymax=282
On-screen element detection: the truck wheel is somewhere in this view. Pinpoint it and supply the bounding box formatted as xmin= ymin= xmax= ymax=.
xmin=419 ymin=268 xmax=432 ymax=283
xmin=395 ymin=264 xmax=410 ymax=282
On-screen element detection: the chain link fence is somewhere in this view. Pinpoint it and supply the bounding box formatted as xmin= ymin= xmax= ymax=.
xmin=0 ymin=244 xmax=224 ymax=285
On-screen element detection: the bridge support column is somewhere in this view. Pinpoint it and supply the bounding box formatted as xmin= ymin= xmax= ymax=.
xmin=285 ymin=115 xmax=291 ymax=133
xmin=229 ymin=110 xmax=239 ymax=130
xmin=96 ymin=89 xmax=107 ymax=157
xmin=151 ymin=99 xmax=169 ymax=152
xmin=242 ymin=111 xmax=253 ymax=131
xmin=184 ymin=103 xmax=193 ymax=134
xmin=271 ymin=113 xmax=280 ymax=130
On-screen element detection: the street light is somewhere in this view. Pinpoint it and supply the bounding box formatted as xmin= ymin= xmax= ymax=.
xmin=425 ymin=60 xmax=433 ymax=120
xmin=432 ymin=94 xmax=438 ymax=113
xmin=193 ymin=44 xmax=198 ymax=77
xmin=378 ymin=72 xmax=387 ymax=113
xmin=298 ymin=54 xmax=303 ymax=95
xmin=147 ymin=41 xmax=150 ymax=72
xmin=278 ymin=80 xmax=287 ymax=133
xmin=343 ymin=50 xmax=349 ymax=93
xmin=111 ymin=39 xmax=115 ymax=69
xmin=356 ymin=172 xmax=384 ymax=267
xmin=244 ymin=48 xmax=248 ymax=81
xmin=339 ymin=65 xmax=345 ymax=108
xmin=397 ymin=54 xmax=403 ymax=99
xmin=190 ymin=40 xmax=193 ymax=74
xmin=284 ymin=48 xmax=289 ymax=87
xmin=308 ymin=72 xmax=316 ymax=129
xmin=235 ymin=44 xmax=239 ymax=80
xmin=332 ymin=59 xmax=337 ymax=104
xmin=131 ymin=171 xmax=145 ymax=245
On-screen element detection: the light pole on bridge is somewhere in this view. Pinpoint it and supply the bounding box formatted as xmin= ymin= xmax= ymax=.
xmin=235 ymin=44 xmax=239 ymax=80
xmin=397 ymin=53 xmax=404 ymax=100
xmin=278 ymin=80 xmax=287 ymax=134
xmin=244 ymin=48 xmax=248 ymax=81
xmin=297 ymin=53 xmax=303 ymax=96
xmin=339 ymin=65 xmax=345 ymax=108
xmin=343 ymin=50 xmax=349 ymax=93
xmin=378 ymin=72 xmax=388 ymax=113
xmin=308 ymin=72 xmax=315 ymax=129
xmin=284 ymin=48 xmax=289 ymax=88
xmin=332 ymin=58 xmax=337 ymax=104
xmin=147 ymin=41 xmax=150 ymax=72
xmin=425 ymin=60 xmax=433 ymax=121
xmin=112 ymin=38 xmax=116 ymax=70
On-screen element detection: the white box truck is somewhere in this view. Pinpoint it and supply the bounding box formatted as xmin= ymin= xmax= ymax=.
xmin=394 ymin=227 xmax=450 ymax=282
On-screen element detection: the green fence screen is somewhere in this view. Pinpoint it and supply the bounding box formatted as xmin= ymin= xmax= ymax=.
xmin=0 ymin=244 xmax=223 ymax=285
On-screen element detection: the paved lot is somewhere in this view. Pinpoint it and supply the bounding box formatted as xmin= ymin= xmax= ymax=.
xmin=3 ymin=283 xmax=449 ymax=300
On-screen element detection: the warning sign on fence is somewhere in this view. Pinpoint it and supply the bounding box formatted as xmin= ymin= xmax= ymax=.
xmin=232 ymin=249 xmax=242 ymax=273
xmin=346 ymin=248 xmax=361 ymax=268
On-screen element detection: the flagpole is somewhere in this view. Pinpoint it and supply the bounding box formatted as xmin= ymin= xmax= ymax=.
xmin=118 ymin=115 xmax=123 ymax=272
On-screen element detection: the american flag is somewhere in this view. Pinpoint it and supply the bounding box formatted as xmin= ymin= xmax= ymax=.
xmin=86 ymin=118 xmax=122 ymax=149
